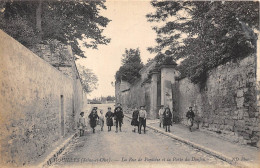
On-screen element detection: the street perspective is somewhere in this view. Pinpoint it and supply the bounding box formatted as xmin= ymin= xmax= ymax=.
xmin=0 ymin=0 xmax=260 ymax=168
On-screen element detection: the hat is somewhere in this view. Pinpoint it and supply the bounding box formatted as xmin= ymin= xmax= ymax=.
xmin=189 ymin=106 xmax=193 ymax=108
xmin=160 ymin=105 xmax=164 ymax=107
xmin=80 ymin=112 xmax=84 ymax=115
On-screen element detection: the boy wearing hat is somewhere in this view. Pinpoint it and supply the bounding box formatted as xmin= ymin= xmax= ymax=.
xmin=138 ymin=105 xmax=147 ymax=134
xmin=114 ymin=103 xmax=124 ymax=132
xmin=186 ymin=106 xmax=195 ymax=132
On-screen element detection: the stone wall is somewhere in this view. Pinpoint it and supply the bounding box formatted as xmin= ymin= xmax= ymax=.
xmin=174 ymin=54 xmax=259 ymax=146
xmin=115 ymin=80 xmax=146 ymax=109
xmin=30 ymin=40 xmax=78 ymax=79
xmin=31 ymin=40 xmax=84 ymax=131
xmin=0 ymin=30 xmax=83 ymax=166
xmin=115 ymin=61 xmax=160 ymax=118
xmin=115 ymin=62 xmax=179 ymax=119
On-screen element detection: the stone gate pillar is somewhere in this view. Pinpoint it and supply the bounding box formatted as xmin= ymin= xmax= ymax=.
xmin=150 ymin=70 xmax=159 ymax=119
xmin=160 ymin=64 xmax=178 ymax=111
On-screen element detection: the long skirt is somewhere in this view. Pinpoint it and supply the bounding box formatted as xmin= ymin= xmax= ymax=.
xmin=90 ymin=119 xmax=97 ymax=128
xmin=131 ymin=118 xmax=139 ymax=126
xmin=106 ymin=118 xmax=113 ymax=126
xmin=163 ymin=118 xmax=172 ymax=126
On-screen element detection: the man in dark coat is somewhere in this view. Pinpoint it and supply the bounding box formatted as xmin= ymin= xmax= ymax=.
xmin=114 ymin=103 xmax=124 ymax=132
xmin=186 ymin=106 xmax=195 ymax=132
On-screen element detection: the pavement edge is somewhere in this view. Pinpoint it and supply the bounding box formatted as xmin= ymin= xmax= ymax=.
xmin=124 ymin=114 xmax=248 ymax=168
xmin=37 ymin=133 xmax=77 ymax=168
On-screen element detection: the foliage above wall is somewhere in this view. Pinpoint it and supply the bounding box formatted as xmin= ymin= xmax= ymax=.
xmin=0 ymin=1 xmax=111 ymax=58
xmin=115 ymin=48 xmax=144 ymax=84
xmin=147 ymin=1 xmax=259 ymax=84
xmin=77 ymin=64 xmax=98 ymax=94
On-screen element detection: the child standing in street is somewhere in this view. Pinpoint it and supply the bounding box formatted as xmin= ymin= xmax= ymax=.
xmin=88 ymin=108 xmax=99 ymax=133
xmin=105 ymin=107 xmax=114 ymax=131
xmin=158 ymin=105 xmax=164 ymax=128
xmin=138 ymin=105 xmax=147 ymax=134
xmin=99 ymin=110 xmax=105 ymax=131
xmin=131 ymin=106 xmax=139 ymax=133
xmin=78 ymin=112 xmax=86 ymax=137
xmin=163 ymin=107 xmax=172 ymax=132
xmin=114 ymin=104 xmax=124 ymax=133
xmin=186 ymin=106 xmax=195 ymax=132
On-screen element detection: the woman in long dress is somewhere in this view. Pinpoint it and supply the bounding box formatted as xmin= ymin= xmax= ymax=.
xmin=105 ymin=107 xmax=114 ymax=131
xmin=88 ymin=108 xmax=99 ymax=133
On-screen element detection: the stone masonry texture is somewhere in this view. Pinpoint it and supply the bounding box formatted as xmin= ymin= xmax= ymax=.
xmin=174 ymin=54 xmax=259 ymax=146
xmin=115 ymin=62 xmax=155 ymax=118
xmin=0 ymin=30 xmax=83 ymax=166
xmin=116 ymin=53 xmax=259 ymax=147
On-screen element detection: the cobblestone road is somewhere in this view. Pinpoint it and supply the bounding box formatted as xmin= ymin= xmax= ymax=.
xmin=50 ymin=104 xmax=232 ymax=168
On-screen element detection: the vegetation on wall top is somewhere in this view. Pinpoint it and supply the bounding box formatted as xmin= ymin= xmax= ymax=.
xmin=0 ymin=1 xmax=111 ymax=58
xmin=115 ymin=48 xmax=144 ymax=84
xmin=147 ymin=1 xmax=259 ymax=85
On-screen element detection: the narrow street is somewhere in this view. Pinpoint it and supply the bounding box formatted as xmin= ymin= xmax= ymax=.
xmin=50 ymin=104 xmax=231 ymax=168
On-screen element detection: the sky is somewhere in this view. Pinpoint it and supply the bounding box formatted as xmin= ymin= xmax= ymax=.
xmin=76 ymin=0 xmax=158 ymax=99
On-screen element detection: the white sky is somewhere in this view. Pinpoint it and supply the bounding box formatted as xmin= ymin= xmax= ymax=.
xmin=76 ymin=0 xmax=157 ymax=99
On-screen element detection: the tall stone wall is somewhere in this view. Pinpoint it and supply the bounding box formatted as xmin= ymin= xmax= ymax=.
xmin=0 ymin=30 xmax=83 ymax=166
xmin=30 ymin=37 xmax=84 ymax=132
xmin=174 ymin=54 xmax=259 ymax=146
xmin=30 ymin=39 xmax=77 ymax=79
xmin=115 ymin=61 xmax=159 ymax=118
xmin=115 ymin=80 xmax=146 ymax=109
xmin=115 ymin=62 xmax=178 ymax=119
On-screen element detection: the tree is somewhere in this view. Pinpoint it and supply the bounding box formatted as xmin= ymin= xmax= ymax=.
xmin=115 ymin=48 xmax=144 ymax=83
xmin=147 ymin=1 xmax=259 ymax=84
xmin=77 ymin=65 xmax=98 ymax=94
xmin=0 ymin=0 xmax=111 ymax=58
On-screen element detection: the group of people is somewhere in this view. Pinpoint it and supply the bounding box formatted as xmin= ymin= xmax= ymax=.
xmin=131 ymin=105 xmax=173 ymax=133
xmin=131 ymin=105 xmax=195 ymax=133
xmin=158 ymin=105 xmax=195 ymax=132
xmin=77 ymin=103 xmax=196 ymax=137
xmin=158 ymin=105 xmax=173 ymax=132
xmin=77 ymin=103 xmax=125 ymax=136
xmin=131 ymin=105 xmax=147 ymax=134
